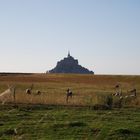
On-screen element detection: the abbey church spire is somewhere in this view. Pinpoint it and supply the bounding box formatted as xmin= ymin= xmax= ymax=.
xmin=68 ymin=51 xmax=70 ymax=57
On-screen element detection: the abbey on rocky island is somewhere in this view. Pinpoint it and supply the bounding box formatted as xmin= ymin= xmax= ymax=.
xmin=49 ymin=52 xmax=94 ymax=74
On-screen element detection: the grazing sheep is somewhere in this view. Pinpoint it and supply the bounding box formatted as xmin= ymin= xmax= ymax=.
xmin=66 ymin=88 xmax=73 ymax=103
xmin=120 ymin=88 xmax=137 ymax=99
xmin=26 ymin=89 xmax=31 ymax=94
xmin=0 ymin=86 xmax=16 ymax=104
xmin=36 ymin=90 xmax=41 ymax=95
xmin=112 ymin=84 xmax=122 ymax=96
xmin=127 ymin=88 xmax=137 ymax=97
xmin=26 ymin=84 xmax=34 ymax=94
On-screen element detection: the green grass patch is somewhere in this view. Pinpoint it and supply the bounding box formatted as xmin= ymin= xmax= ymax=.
xmin=0 ymin=105 xmax=140 ymax=139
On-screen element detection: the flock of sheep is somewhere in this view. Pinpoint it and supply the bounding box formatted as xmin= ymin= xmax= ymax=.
xmin=0 ymin=84 xmax=42 ymax=104
xmin=25 ymin=84 xmax=41 ymax=95
xmin=112 ymin=84 xmax=137 ymax=99
xmin=0 ymin=83 xmax=138 ymax=105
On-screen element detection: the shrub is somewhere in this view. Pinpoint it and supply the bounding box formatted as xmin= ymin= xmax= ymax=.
xmin=113 ymin=97 xmax=123 ymax=108
xmin=106 ymin=95 xmax=113 ymax=109
xmin=92 ymin=104 xmax=110 ymax=110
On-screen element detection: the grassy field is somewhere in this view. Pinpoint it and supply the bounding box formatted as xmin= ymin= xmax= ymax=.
xmin=0 ymin=73 xmax=140 ymax=139
xmin=0 ymin=105 xmax=140 ymax=140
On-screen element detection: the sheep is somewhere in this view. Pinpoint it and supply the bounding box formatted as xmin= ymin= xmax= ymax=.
xmin=26 ymin=89 xmax=31 ymax=94
xmin=25 ymin=84 xmax=42 ymax=96
xmin=26 ymin=84 xmax=34 ymax=94
xmin=127 ymin=88 xmax=137 ymax=97
xmin=0 ymin=86 xmax=16 ymax=104
xmin=36 ymin=90 xmax=41 ymax=95
xmin=112 ymin=84 xmax=122 ymax=97
xmin=66 ymin=88 xmax=73 ymax=103
xmin=120 ymin=88 xmax=137 ymax=99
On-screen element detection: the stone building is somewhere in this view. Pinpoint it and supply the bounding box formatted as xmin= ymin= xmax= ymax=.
xmin=49 ymin=52 xmax=94 ymax=74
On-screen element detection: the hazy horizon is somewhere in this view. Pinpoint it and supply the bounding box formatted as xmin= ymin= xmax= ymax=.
xmin=0 ymin=0 xmax=140 ymax=75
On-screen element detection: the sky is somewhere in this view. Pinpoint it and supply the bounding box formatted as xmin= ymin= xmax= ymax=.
xmin=0 ymin=0 xmax=140 ymax=75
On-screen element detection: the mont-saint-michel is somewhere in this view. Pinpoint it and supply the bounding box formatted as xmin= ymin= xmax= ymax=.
xmin=49 ymin=52 xmax=94 ymax=74
xmin=1 ymin=0 xmax=140 ymax=139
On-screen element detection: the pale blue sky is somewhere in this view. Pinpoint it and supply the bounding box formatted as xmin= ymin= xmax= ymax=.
xmin=0 ymin=0 xmax=140 ymax=75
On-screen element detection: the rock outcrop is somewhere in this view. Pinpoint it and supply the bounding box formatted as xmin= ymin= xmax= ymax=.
xmin=49 ymin=52 xmax=94 ymax=74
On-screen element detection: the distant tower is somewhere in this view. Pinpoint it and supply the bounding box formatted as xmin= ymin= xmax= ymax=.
xmin=68 ymin=51 xmax=70 ymax=57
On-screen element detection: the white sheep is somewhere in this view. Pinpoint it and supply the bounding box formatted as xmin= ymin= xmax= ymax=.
xmin=25 ymin=84 xmax=34 ymax=94
xmin=0 ymin=87 xmax=16 ymax=104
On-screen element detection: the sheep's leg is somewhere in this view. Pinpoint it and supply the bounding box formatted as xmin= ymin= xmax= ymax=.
xmin=66 ymin=95 xmax=69 ymax=103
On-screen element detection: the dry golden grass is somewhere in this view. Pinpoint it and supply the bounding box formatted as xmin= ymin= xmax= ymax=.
xmin=7 ymin=91 xmax=97 ymax=106
xmin=0 ymin=73 xmax=140 ymax=107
